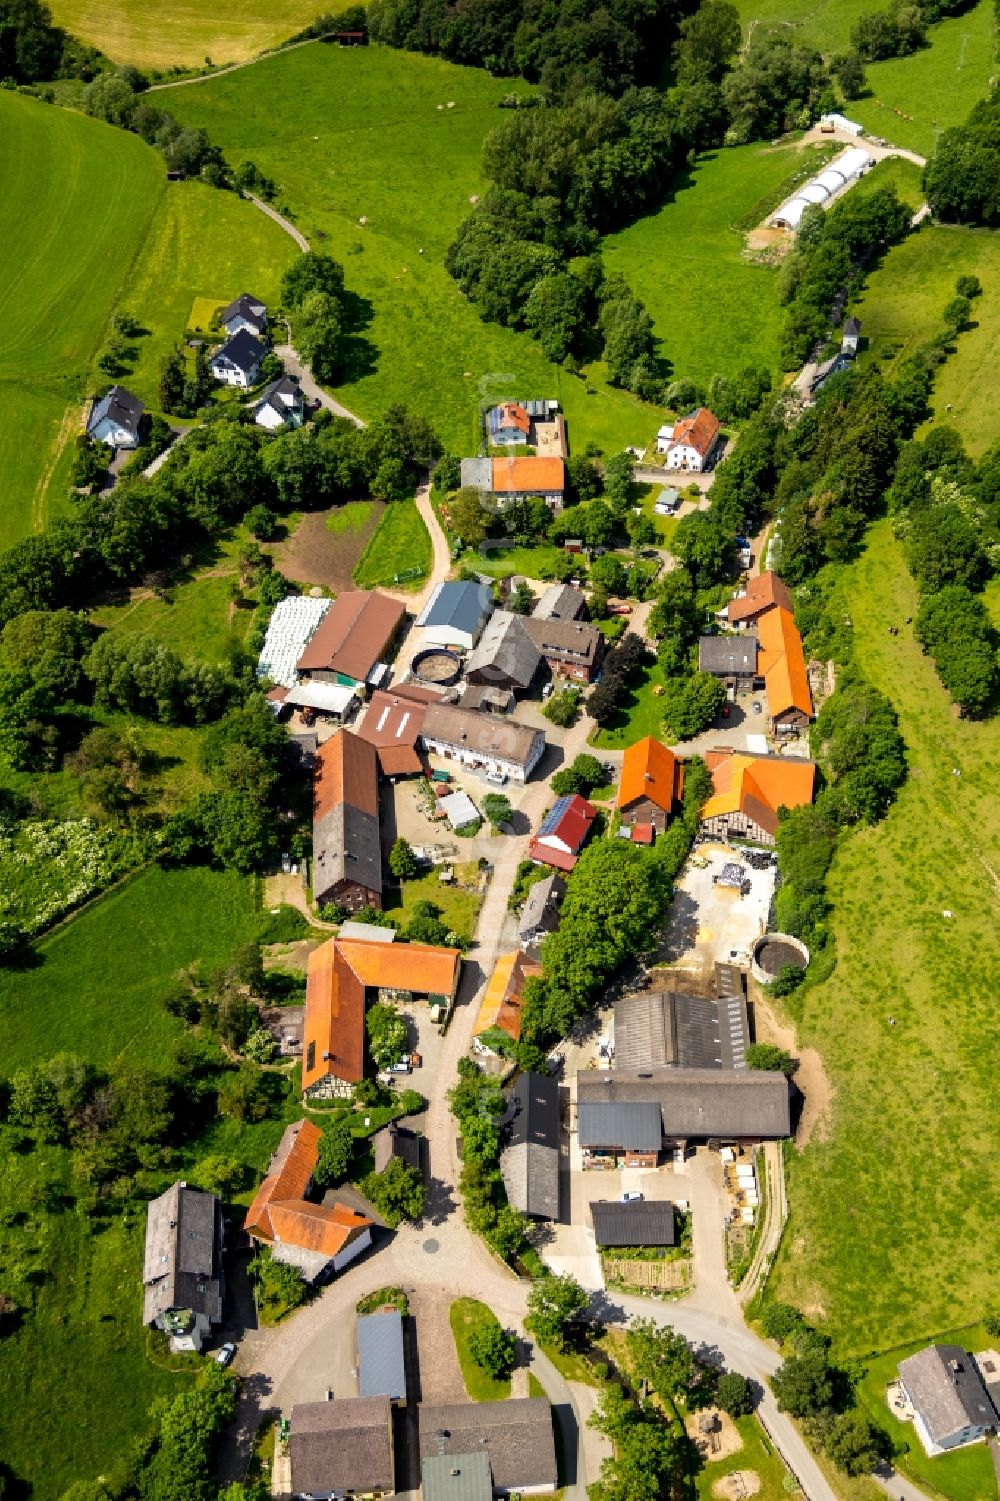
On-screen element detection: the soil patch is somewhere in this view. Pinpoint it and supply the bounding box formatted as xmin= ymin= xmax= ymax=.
xmin=752 ymin=981 xmax=834 ymax=1149
xmin=685 ymin=1407 xmax=743 ymax=1463
xmin=712 ymin=1470 xmax=761 ymax=1499
xmin=275 ymin=502 xmax=385 ymax=592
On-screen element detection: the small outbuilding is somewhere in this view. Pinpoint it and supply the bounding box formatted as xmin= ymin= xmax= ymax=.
xmin=357 ymin=1309 xmax=407 ymax=1403
xmin=590 ymin=1198 xmax=676 ymax=1249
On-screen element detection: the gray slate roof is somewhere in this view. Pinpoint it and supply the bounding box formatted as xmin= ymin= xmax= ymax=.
xmin=518 ymin=872 xmax=566 ymax=944
xmin=501 ymin=1071 xmax=559 ymax=1219
xmin=221 ymin=292 xmax=267 ymax=331
xmin=523 ymin=615 xmax=602 ymax=669
xmin=212 ymin=328 xmax=266 ymax=375
xmin=253 ymin=374 xmax=301 ymax=414
xmin=577 ymin=1099 xmax=663 ymax=1152
xmin=533 ymin=584 xmax=585 ymax=621
xmin=418 ymin=1399 xmax=557 ymax=1492
xmin=357 ymin=1309 xmax=407 ymax=1401
xmin=420 ymin=702 xmax=544 ymax=771
xmin=698 ymin=635 xmax=759 ymax=675
xmin=290 ymin=1396 xmax=393 ymax=1495
xmin=898 ymin=1346 xmax=998 ymax=1445
xmin=577 ymin=1068 xmax=791 ymax=1141
xmin=590 ymin=1198 xmax=677 ymax=1248
xmin=88 ymin=385 xmax=144 ymax=438
xmin=614 ymin=989 xmax=749 ymax=1071
xmin=416 ymin=580 xmax=492 ymax=637
xmin=142 ymin=1182 xmax=223 ymax=1326
xmin=466 ymin=610 xmax=541 ymax=689
xmin=421 ymin=1450 xmax=493 ymax=1501
xmin=314 ymin=801 xmax=382 ymax=900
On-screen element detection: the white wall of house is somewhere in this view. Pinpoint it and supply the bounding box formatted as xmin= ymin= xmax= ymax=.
xmin=665 ymin=442 xmax=709 ymax=472
xmin=255 ymin=403 xmax=287 ymax=431
xmin=212 ymin=358 xmax=256 ymax=389
xmin=419 ymin=734 xmax=542 ymax=784
xmin=332 ymin=1227 xmax=372 ymax=1272
xmin=90 ymin=417 xmax=138 ymax=449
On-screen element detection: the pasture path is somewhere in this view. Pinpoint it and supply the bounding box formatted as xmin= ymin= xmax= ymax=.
xmin=146 ymin=34 xmax=323 ymax=91
xmin=246 ymin=193 xmax=309 ymax=252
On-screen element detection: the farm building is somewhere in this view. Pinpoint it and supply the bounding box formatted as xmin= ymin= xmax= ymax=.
xmin=842 ymin=316 xmax=862 ymax=354
xmin=533 ymin=583 xmax=585 ymax=621
xmin=528 ymin=793 xmax=597 ymax=872
xmin=523 ymin=615 xmax=604 ymax=683
xmin=244 ymin=1119 xmax=373 ymax=1280
xmin=614 ymin=988 xmax=750 ymax=1071
xmin=577 ymin=1098 xmax=663 ymax=1168
xmin=372 ymin=1121 xmax=422 ymax=1174
xmin=297 ymin=590 xmax=406 ymax=687
xmin=220 ymin=292 xmax=267 ymax=337
xmin=420 ymin=702 xmax=544 ymax=783
xmin=897 ymin=1346 xmax=998 ymax=1455
xmin=303 ymin=936 xmax=460 ymax=1098
xmin=357 ymin=1309 xmax=407 ymax=1403
xmin=701 ymin=749 xmax=816 ymax=846
xmin=724 ymin=572 xmax=794 ymax=628
xmin=500 ymin=1070 xmax=560 ymax=1220
xmin=577 ymin=1067 xmax=791 ymax=1148
xmin=438 ymin=788 xmax=480 ymax=830
xmin=466 ymin=610 xmax=541 ymax=692
xmin=87 ymin=385 xmax=144 ymax=449
xmin=518 ymin=872 xmax=566 ymax=949
xmin=290 ymin=1396 xmax=395 ymax=1499
xmin=142 ymin=1183 xmax=223 ymax=1353
xmin=253 ymin=374 xmax=304 ymax=430
xmin=461 ymin=456 xmax=566 ymax=512
xmin=355 ymin=687 xmax=430 ymax=776
xmin=256 ymin=595 xmax=330 ymax=689
xmin=769 ymin=146 xmax=875 ymax=229
xmin=415 ymin=580 xmax=493 ymax=651
xmin=312 ymin=729 xmax=382 ymax=912
xmin=756 ymin=605 xmax=813 ymax=729
xmin=590 ymin=1199 xmax=676 ymax=1249
xmin=210 ymin=328 xmax=266 ymax=387
xmin=616 ymin=737 xmax=683 ymax=834
xmin=474 ymin=950 xmax=543 ymax=1051
xmin=283 ymin=681 xmax=358 ymax=722
xmin=422 ymin=1452 xmax=492 ymax=1501
xmin=418 ymin=1399 xmax=558 ymax=1496
xmin=660 ymin=408 xmax=721 ymax=472
xmin=698 ymin=635 xmax=759 ymax=692
xmin=819 ymin=112 xmax=864 ymax=135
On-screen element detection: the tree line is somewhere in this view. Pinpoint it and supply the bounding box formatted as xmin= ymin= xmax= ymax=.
xmin=924 ymin=82 xmax=1000 ymax=227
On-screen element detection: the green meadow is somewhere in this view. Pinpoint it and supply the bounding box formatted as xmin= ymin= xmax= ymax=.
xmin=0 ymin=92 xmax=164 ymax=546
xmin=852 ymin=224 xmax=1000 ymax=456
xmin=772 ymin=523 xmax=999 ymax=1353
xmin=164 ymin=43 xmax=662 ymax=454
xmin=353 ymin=496 xmax=432 ymax=588
xmin=734 ymin=0 xmax=875 ymax=54
xmin=50 ymin=0 xmax=314 ymax=69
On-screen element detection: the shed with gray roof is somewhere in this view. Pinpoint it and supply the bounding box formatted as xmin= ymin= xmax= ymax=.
xmin=533 ymin=584 xmax=585 ymax=622
xmin=416 ymin=581 xmax=493 ymax=651
xmin=614 ymin=989 xmax=749 ymax=1071
xmin=466 ymin=611 xmax=541 ymax=692
xmin=577 ymin=1099 xmax=662 ymax=1163
xmin=518 ymin=872 xmax=566 ymax=949
xmin=500 ymin=1071 xmax=559 ymax=1219
xmin=421 ymin=1450 xmax=492 ymax=1501
xmin=577 ymin=1067 xmax=790 ymax=1143
xmin=357 ymin=1309 xmax=407 ymax=1403
xmin=290 ymin=1395 xmax=395 ymax=1497
xmin=590 ymin=1198 xmax=676 ymax=1248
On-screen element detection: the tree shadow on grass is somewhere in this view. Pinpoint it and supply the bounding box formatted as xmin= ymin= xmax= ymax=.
xmin=338 ymin=288 xmax=378 ymax=384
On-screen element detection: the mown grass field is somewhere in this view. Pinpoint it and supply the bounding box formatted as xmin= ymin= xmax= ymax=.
xmin=850 ymin=0 xmax=995 ymax=157
xmin=0 ymin=864 xmax=257 ymax=1071
xmin=771 ymin=522 xmax=999 ymax=1353
xmin=602 ymin=140 xmax=813 ymax=388
xmin=591 ymin=660 xmax=668 ymax=749
xmin=735 ymin=0 xmax=874 ymax=54
xmin=383 ymin=866 xmax=483 ymax=942
xmin=0 ymin=92 xmax=164 ymax=546
xmin=852 ymin=153 xmax=926 ymax=211
xmin=852 ymin=224 xmax=1000 ymax=456
xmin=353 ymin=497 xmax=432 ymax=589
xmin=164 ymin=44 xmax=662 ymax=455
xmin=50 ymin=0 xmax=315 ymax=69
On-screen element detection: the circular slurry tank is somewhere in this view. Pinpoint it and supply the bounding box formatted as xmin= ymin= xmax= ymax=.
xmin=411 ymin=648 xmax=463 ymax=685
xmin=751 ymin=932 xmax=810 ymax=986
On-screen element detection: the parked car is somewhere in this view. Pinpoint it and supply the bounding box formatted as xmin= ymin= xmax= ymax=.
xmin=752 ymin=701 xmax=762 ymax=714
xmin=621 ymin=1191 xmax=644 ymax=1204
xmin=386 ymin=1059 xmax=411 ymax=1074
xmin=215 ymin=1342 xmax=236 ymax=1367
xmin=486 ymin=770 xmax=507 ymax=786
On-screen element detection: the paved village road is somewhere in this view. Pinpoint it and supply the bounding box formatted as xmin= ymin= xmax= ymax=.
xmin=273 ymin=343 xmax=365 ymax=428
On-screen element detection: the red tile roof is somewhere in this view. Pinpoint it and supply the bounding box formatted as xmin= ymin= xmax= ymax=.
xmin=669 ymin=408 xmax=720 ymax=459
xmin=244 ymin=1119 xmax=323 ymax=1238
xmin=756 ymin=605 xmax=813 ymax=720
xmin=726 ymin=572 xmax=794 ymax=625
xmin=296 ymin=591 xmax=406 ymax=682
xmin=313 ymin=729 xmax=379 ymax=822
xmin=355 ymin=690 xmax=428 ymax=777
xmin=491 ymin=457 xmax=565 ymax=494
xmin=617 ymin=737 xmax=683 ymax=817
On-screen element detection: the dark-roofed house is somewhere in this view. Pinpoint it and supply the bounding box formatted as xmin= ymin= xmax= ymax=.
xmin=518 ymin=872 xmax=566 ymax=950
xmin=898 ymin=1346 xmax=998 ymax=1455
xmin=522 ymin=615 xmax=604 ymax=684
xmin=421 ymin=1451 xmax=492 ymax=1501
xmin=220 ymin=292 xmax=267 ymax=337
xmin=290 ymin=1395 xmax=395 ymax=1498
xmin=415 ymin=581 xmax=493 ymax=651
xmin=357 ymin=1309 xmax=407 ymax=1403
xmin=500 ymin=1071 xmax=559 ymax=1220
xmin=698 ymin=635 xmax=759 ymax=691
xmin=253 ymin=374 xmax=304 ymax=431
xmin=87 ymin=385 xmax=144 ymax=449
xmin=466 ymin=611 xmax=542 ymax=693
xmin=614 ymin=989 xmax=750 ymax=1071
xmin=577 ymin=1099 xmax=662 ymax=1168
xmin=842 ymin=316 xmax=861 ymax=355
xmin=529 ymin=794 xmax=597 ymax=872
xmin=577 ymin=1068 xmax=791 ymax=1147
xmin=372 ymin=1120 xmax=422 ymax=1174
xmin=313 ymin=729 xmax=382 ymax=912
xmin=210 ymin=328 xmax=266 ymax=388
xmin=533 ymin=584 xmax=585 ymax=622
xmin=297 ymin=590 xmax=407 ymax=688
xmin=420 ymin=703 xmax=545 ymax=784
xmin=590 ymin=1199 xmax=676 ymax=1249
xmin=143 ymin=1182 xmax=223 ymax=1352
xmin=418 ymin=1399 xmax=558 ymax=1495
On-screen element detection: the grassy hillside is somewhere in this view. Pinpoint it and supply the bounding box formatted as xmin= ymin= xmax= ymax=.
xmin=852 ymin=224 xmax=1000 ymax=456
xmin=735 ymin=0 xmax=874 ymax=54
xmin=164 ymin=43 xmax=662 ymax=455
xmin=601 ymin=140 xmax=817 ymax=388
xmin=0 ymin=92 xmax=164 ymax=547
xmin=49 ymin=0 xmax=315 ymax=69
xmin=772 ymin=522 xmax=999 ymax=1353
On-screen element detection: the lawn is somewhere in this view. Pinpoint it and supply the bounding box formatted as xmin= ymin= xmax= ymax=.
xmin=163 ymin=43 xmax=663 ymax=455
xmin=0 ymin=864 xmax=258 ymax=1071
xmin=852 ymin=224 xmax=1000 ymax=456
xmin=474 ymin=541 xmax=573 ymax=581
xmin=770 ymin=522 xmax=999 ymax=1352
xmin=853 ymin=1325 xmax=997 ymax=1501
xmin=694 ymin=1414 xmax=792 ymax=1501
xmin=327 ymin=500 xmax=376 ymax=534
xmin=449 ymin=1298 xmax=513 ymax=1400
xmin=601 ymin=140 xmax=816 ymax=389
xmin=49 ymin=0 xmax=317 ymax=69
xmin=91 ymin=573 xmax=250 ymax=663
xmin=734 ymin=0 xmax=876 ymax=54
xmin=849 ymin=0 xmax=995 ymax=157
xmin=353 ymin=497 xmax=432 ymax=589
xmin=0 ymin=91 xmax=164 ymax=546
xmin=590 ymin=661 xmax=668 ymax=749
xmin=852 ymin=154 xmax=926 ymax=211
xmin=383 ymin=866 xmax=483 ymax=943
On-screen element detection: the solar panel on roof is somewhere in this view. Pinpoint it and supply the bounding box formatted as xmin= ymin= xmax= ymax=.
xmin=537 ymin=795 xmax=572 ymax=838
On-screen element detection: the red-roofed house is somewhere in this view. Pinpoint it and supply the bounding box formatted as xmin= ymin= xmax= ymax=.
xmin=662 ymin=408 xmax=721 ymax=472
xmin=617 ymin=737 xmax=684 ymax=834
xmin=701 ymin=749 xmax=816 ymax=845
xmin=529 ymin=793 xmax=597 ymax=872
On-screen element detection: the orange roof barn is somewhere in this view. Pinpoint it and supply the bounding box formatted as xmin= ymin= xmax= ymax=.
xmin=491 ymin=457 xmax=565 ymax=495
xmin=756 ymin=605 xmax=813 ymax=722
xmin=702 ymin=750 xmax=816 ymax=838
xmin=617 ymin=737 xmax=684 ymax=820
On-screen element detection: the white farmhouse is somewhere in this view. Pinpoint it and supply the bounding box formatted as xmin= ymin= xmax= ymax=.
xmin=253 ymin=375 xmax=305 ymax=431
xmin=662 ymin=407 xmax=721 ymax=472
xmin=210 ymin=328 xmax=266 ymax=388
xmin=86 ymin=385 xmax=144 ymax=449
